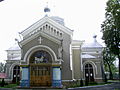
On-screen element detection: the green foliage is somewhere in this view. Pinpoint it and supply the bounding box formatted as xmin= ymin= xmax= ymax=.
xmin=104 ymin=74 xmax=108 ymax=83
xmin=0 ymin=63 xmax=5 ymax=73
xmin=103 ymin=48 xmax=116 ymax=79
xmin=103 ymin=48 xmax=116 ymax=65
xmin=101 ymin=0 xmax=120 ymax=56
xmin=101 ymin=0 xmax=120 ymax=79
xmin=0 ymin=83 xmax=17 ymax=88
xmin=0 ymin=79 xmax=5 ymax=87
xmin=80 ymin=78 xmax=84 ymax=86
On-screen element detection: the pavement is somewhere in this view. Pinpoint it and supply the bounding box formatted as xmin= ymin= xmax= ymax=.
xmin=68 ymin=82 xmax=120 ymax=90
xmin=0 ymin=82 xmax=120 ymax=90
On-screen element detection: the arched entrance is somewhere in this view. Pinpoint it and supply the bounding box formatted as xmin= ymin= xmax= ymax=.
xmin=30 ymin=50 xmax=52 ymax=86
xmin=85 ymin=64 xmax=94 ymax=82
xmin=12 ymin=65 xmax=20 ymax=83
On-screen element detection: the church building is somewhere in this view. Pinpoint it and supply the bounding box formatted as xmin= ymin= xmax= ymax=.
xmin=5 ymin=7 xmax=104 ymax=87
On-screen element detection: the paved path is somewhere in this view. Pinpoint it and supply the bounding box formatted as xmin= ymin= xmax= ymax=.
xmin=0 ymin=82 xmax=120 ymax=90
xmin=68 ymin=82 xmax=120 ymax=90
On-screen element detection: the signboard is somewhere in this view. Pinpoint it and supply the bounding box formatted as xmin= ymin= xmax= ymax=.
xmin=53 ymin=68 xmax=61 ymax=80
xmin=0 ymin=73 xmax=7 ymax=78
xmin=22 ymin=68 xmax=28 ymax=80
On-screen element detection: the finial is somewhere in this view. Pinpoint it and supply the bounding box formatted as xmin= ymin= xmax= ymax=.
xmin=93 ymin=35 xmax=97 ymax=38
xmin=44 ymin=7 xmax=50 ymax=13
xmin=93 ymin=35 xmax=97 ymax=42
xmin=44 ymin=1 xmax=50 ymax=16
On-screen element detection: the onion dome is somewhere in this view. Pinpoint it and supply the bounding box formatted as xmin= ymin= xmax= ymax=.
xmin=44 ymin=7 xmax=50 ymax=13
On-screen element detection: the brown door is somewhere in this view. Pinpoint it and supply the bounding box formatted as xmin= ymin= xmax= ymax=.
xmin=30 ymin=65 xmax=51 ymax=86
xmin=30 ymin=50 xmax=52 ymax=86
xmin=85 ymin=64 xmax=94 ymax=82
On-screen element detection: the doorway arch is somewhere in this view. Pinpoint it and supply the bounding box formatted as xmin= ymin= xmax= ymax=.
xmin=29 ymin=50 xmax=52 ymax=86
xmin=12 ymin=65 xmax=20 ymax=83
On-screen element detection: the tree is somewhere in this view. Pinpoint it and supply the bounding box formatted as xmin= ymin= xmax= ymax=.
xmin=0 ymin=63 xmax=5 ymax=73
xmin=101 ymin=0 xmax=120 ymax=80
xmin=103 ymin=48 xmax=116 ymax=79
xmin=0 ymin=0 xmax=4 ymax=2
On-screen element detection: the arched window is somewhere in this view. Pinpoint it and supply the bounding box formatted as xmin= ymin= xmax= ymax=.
xmin=30 ymin=50 xmax=52 ymax=64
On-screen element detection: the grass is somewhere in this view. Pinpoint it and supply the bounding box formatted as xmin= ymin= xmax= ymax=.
xmin=0 ymin=84 xmax=18 ymax=88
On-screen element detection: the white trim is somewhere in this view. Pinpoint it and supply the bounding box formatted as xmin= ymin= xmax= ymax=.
xmin=72 ymin=46 xmax=81 ymax=49
xmin=23 ymin=45 xmax=57 ymax=64
xmin=81 ymin=47 xmax=83 ymax=72
xmin=83 ymin=61 xmax=98 ymax=75
xmin=83 ymin=61 xmax=98 ymax=80
xmin=20 ymin=16 xmax=73 ymax=38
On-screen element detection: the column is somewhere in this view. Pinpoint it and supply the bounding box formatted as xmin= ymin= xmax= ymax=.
xmin=52 ymin=67 xmax=62 ymax=87
xmin=20 ymin=67 xmax=30 ymax=87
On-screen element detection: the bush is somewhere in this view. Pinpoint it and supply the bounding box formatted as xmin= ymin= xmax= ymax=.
xmin=85 ymin=79 xmax=88 ymax=86
xmin=104 ymin=74 xmax=108 ymax=83
xmin=0 ymin=79 xmax=5 ymax=87
xmin=80 ymin=78 xmax=83 ymax=86
xmin=89 ymin=82 xmax=98 ymax=85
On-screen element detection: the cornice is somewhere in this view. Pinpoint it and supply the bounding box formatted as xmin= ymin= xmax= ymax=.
xmin=20 ymin=16 xmax=73 ymax=38
xmin=19 ymin=30 xmax=62 ymax=46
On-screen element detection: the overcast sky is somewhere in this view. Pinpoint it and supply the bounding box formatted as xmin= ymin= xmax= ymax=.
xmin=0 ymin=0 xmax=107 ymax=62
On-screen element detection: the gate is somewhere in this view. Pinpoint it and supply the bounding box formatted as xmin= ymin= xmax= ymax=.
xmin=30 ymin=65 xmax=51 ymax=86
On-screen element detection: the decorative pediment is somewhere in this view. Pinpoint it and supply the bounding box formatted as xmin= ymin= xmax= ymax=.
xmin=20 ymin=16 xmax=73 ymax=39
xmin=19 ymin=16 xmax=73 ymax=46
xmin=19 ymin=28 xmax=62 ymax=46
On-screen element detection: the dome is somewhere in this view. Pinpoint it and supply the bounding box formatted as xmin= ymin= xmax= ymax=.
xmin=44 ymin=7 xmax=50 ymax=13
xmin=82 ymin=41 xmax=103 ymax=48
xmin=50 ymin=16 xmax=65 ymax=25
xmin=82 ymin=35 xmax=103 ymax=48
xmin=8 ymin=43 xmax=20 ymax=50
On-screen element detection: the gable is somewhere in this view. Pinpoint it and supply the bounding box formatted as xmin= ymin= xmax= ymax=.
xmin=20 ymin=16 xmax=73 ymax=39
xmin=19 ymin=27 xmax=62 ymax=46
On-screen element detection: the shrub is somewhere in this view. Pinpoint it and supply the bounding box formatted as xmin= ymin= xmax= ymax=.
xmin=80 ymin=78 xmax=84 ymax=86
xmin=0 ymin=79 xmax=5 ymax=87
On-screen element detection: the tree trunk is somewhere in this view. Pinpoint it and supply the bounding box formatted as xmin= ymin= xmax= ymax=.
xmin=108 ymin=63 xmax=113 ymax=80
xmin=118 ymin=55 xmax=120 ymax=81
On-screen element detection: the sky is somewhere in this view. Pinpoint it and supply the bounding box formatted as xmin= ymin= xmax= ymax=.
xmin=0 ymin=0 xmax=108 ymax=62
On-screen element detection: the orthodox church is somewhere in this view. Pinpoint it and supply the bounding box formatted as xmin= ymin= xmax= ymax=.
xmin=5 ymin=7 xmax=104 ymax=87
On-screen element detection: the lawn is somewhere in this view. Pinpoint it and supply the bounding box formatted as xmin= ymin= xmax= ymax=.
xmin=0 ymin=84 xmax=18 ymax=88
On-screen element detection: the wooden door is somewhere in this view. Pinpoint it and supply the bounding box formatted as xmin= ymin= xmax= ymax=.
xmin=30 ymin=65 xmax=51 ymax=86
xmin=85 ymin=64 xmax=94 ymax=82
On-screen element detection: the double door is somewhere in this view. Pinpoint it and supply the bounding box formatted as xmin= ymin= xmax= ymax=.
xmin=30 ymin=65 xmax=51 ymax=86
xmin=85 ymin=64 xmax=94 ymax=82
